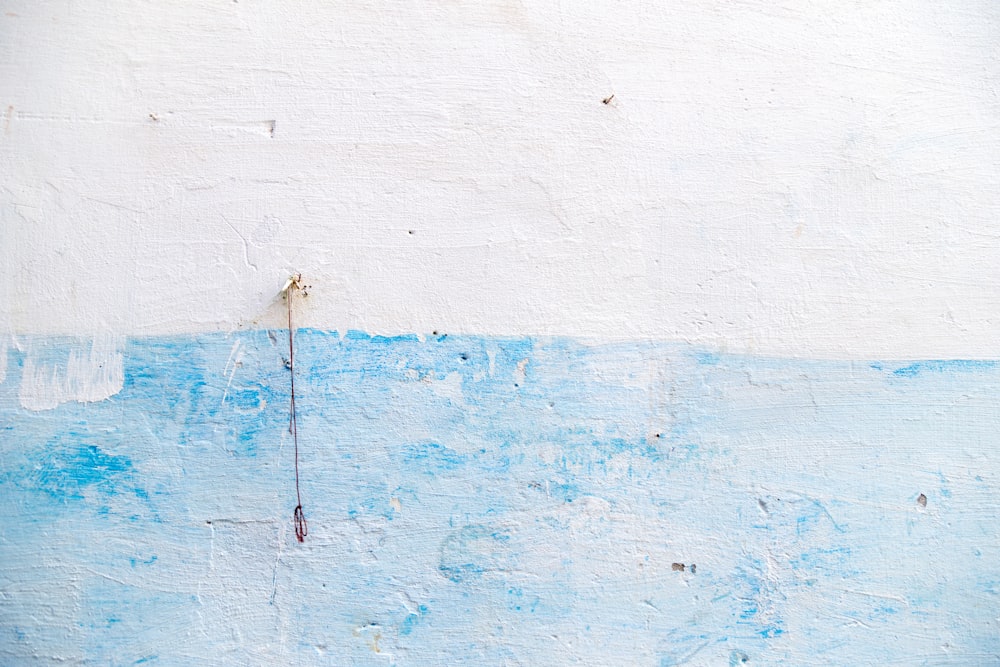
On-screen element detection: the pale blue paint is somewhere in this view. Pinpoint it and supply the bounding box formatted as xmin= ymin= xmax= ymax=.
xmin=1 ymin=332 xmax=999 ymax=664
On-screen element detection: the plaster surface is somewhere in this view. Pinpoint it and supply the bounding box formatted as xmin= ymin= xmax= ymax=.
xmin=3 ymin=332 xmax=999 ymax=664
xmin=3 ymin=2 xmax=1000 ymax=664
xmin=2 ymin=1 xmax=999 ymax=357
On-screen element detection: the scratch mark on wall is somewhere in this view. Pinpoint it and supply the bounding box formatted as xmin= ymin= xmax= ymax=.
xmin=221 ymin=215 xmax=258 ymax=272
xmin=210 ymin=119 xmax=278 ymax=139
xmin=221 ymin=339 xmax=244 ymax=406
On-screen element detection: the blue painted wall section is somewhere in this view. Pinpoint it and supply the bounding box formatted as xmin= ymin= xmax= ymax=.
xmin=1 ymin=332 xmax=999 ymax=664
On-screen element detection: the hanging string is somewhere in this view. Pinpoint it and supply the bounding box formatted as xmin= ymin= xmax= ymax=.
xmin=285 ymin=275 xmax=308 ymax=543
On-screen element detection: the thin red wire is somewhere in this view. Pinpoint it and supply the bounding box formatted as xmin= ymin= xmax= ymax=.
xmin=287 ymin=285 xmax=307 ymax=542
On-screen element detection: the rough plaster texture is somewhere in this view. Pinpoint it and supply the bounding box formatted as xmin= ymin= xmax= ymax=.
xmin=2 ymin=1 xmax=999 ymax=357
xmin=3 ymin=1 xmax=1000 ymax=665
xmin=4 ymin=333 xmax=1000 ymax=665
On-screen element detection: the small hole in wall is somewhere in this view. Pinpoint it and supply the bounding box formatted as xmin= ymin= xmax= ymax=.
xmin=459 ymin=353 xmax=468 ymax=361
xmin=408 ymin=230 xmax=414 ymax=235
xmin=917 ymin=493 xmax=927 ymax=507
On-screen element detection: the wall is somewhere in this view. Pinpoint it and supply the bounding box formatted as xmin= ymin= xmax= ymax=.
xmin=2 ymin=1 xmax=1000 ymax=664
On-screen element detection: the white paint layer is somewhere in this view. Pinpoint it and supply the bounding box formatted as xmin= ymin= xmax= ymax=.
xmin=17 ymin=336 xmax=124 ymax=411
xmin=2 ymin=1 xmax=999 ymax=358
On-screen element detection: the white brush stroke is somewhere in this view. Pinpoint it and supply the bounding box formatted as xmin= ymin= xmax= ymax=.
xmin=221 ymin=339 xmax=244 ymax=406
xmin=18 ymin=335 xmax=125 ymax=411
xmin=0 ymin=336 xmax=8 ymax=385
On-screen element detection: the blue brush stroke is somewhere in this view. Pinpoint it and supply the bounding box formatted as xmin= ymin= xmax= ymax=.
xmin=890 ymin=359 xmax=999 ymax=377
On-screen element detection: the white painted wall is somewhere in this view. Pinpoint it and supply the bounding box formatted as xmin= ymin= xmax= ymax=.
xmin=2 ymin=1 xmax=999 ymax=357
xmin=4 ymin=5 xmax=1000 ymax=664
